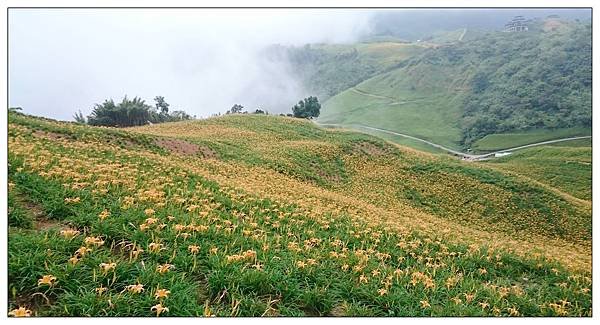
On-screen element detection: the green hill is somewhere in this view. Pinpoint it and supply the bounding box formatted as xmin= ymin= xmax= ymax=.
xmin=278 ymin=42 xmax=427 ymax=100
xmin=8 ymin=112 xmax=591 ymax=316
xmin=482 ymin=142 xmax=592 ymax=202
xmin=318 ymin=19 xmax=591 ymax=151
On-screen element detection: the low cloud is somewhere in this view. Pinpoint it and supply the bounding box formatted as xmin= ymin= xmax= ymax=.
xmin=9 ymin=9 xmax=373 ymax=120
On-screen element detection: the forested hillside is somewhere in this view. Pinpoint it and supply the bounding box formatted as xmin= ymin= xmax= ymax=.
xmin=313 ymin=18 xmax=591 ymax=150
xmin=460 ymin=19 xmax=591 ymax=145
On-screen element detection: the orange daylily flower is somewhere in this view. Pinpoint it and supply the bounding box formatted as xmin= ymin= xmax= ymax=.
xmin=38 ymin=275 xmax=57 ymax=286
xmin=8 ymin=307 xmax=32 ymax=317
xmin=151 ymin=303 xmax=169 ymax=316
xmin=154 ymin=288 xmax=171 ymax=299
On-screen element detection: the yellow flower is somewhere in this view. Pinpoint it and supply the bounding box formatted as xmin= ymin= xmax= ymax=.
xmin=126 ymin=283 xmax=145 ymax=294
xmin=99 ymin=262 xmax=117 ymax=274
xmin=371 ymin=269 xmax=381 ymax=277
xmin=478 ymin=268 xmax=488 ymax=275
xmin=420 ymin=300 xmax=431 ymax=309
xmin=84 ymin=236 xmax=105 ymax=247
xmin=341 ymin=264 xmax=349 ymax=271
xmin=377 ymin=288 xmax=388 ymax=296
xmin=479 ymin=301 xmax=490 ymax=310
xmin=464 ymin=293 xmax=475 ymax=303
xmin=155 ymin=288 xmax=171 ymax=300
xmin=131 ymin=248 xmax=144 ymax=259
xmin=95 ymin=286 xmax=108 ymax=295
xmin=451 ymin=296 xmax=462 ymax=305
xmin=38 ymin=275 xmax=57 ymax=286
xmin=445 ymin=276 xmax=458 ymax=289
xmin=145 ymin=217 xmax=159 ymax=225
xmin=64 ymin=197 xmax=80 ymax=204
xmin=359 ymin=274 xmax=368 ymax=284
xmin=209 ymin=247 xmax=218 ymax=255
xmin=178 ymin=232 xmax=191 ymax=240
xmin=60 ymin=229 xmax=80 ymax=238
xmin=296 ymin=261 xmax=306 ymax=269
xmin=75 ymin=246 xmax=92 ymax=257
xmin=148 ymin=242 xmax=164 ymax=253
xmin=151 ymin=303 xmax=169 ymax=317
xmin=156 ymin=263 xmax=174 ymax=274
xmin=188 ymin=245 xmax=200 ymax=254
xmin=8 ymin=307 xmax=32 ymax=317
xmin=144 ymin=208 xmax=155 ymax=216
xmin=507 ymin=306 xmax=519 ymax=316
xmin=68 ymin=256 xmax=80 ymax=265
xmin=98 ymin=209 xmax=111 ymax=220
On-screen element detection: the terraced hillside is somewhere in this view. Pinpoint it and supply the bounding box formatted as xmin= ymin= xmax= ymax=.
xmin=8 ymin=113 xmax=591 ymax=316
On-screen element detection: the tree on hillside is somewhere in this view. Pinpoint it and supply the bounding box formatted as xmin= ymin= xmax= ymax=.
xmin=81 ymin=95 xmax=192 ymax=127
xmin=253 ymin=108 xmax=265 ymax=114
xmin=292 ymin=96 xmax=321 ymax=119
xmin=227 ymin=104 xmax=245 ymax=114
xmin=87 ymin=96 xmax=151 ymax=127
xmin=73 ymin=110 xmax=86 ymax=124
xmin=154 ymin=96 xmax=170 ymax=115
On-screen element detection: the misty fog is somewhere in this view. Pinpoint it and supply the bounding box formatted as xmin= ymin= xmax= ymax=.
xmin=9 ymin=8 xmax=590 ymax=121
xmin=9 ymin=9 xmax=373 ymax=120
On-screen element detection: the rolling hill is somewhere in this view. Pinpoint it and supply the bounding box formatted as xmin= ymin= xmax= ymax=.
xmin=8 ymin=112 xmax=591 ymax=316
xmin=272 ymin=41 xmax=428 ymax=101
xmin=317 ymin=18 xmax=591 ymax=152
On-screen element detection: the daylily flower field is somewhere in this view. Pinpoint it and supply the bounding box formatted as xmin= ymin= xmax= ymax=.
xmin=7 ymin=112 xmax=591 ymax=316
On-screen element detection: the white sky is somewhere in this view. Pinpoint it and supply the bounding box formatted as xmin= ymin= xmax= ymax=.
xmin=9 ymin=9 xmax=374 ymax=120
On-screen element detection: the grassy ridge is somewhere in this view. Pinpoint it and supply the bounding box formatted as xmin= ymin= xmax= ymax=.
xmin=472 ymin=127 xmax=591 ymax=152
xmin=483 ymin=145 xmax=592 ymax=201
xmin=131 ymin=115 xmax=591 ymax=245
xmin=8 ymin=113 xmax=592 ymax=316
xmin=319 ymin=51 xmax=473 ymax=150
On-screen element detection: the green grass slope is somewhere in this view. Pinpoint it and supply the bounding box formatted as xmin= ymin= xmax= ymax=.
xmin=281 ymin=41 xmax=427 ymax=100
xmin=8 ymin=113 xmax=592 ymax=316
xmin=483 ymin=144 xmax=592 ymax=202
xmin=472 ymin=127 xmax=591 ymax=152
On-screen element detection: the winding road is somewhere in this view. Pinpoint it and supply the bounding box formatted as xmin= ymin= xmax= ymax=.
xmin=316 ymin=122 xmax=591 ymax=160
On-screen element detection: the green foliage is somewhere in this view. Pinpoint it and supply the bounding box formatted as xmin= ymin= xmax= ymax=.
xmin=227 ymin=104 xmax=245 ymax=114
xmin=292 ymin=96 xmax=321 ymax=119
xmin=460 ymin=21 xmax=591 ymax=145
xmin=73 ymin=110 xmax=86 ymax=124
xmin=84 ymin=96 xmax=192 ymax=127
xmin=87 ymin=96 xmax=151 ymax=127
xmin=154 ymin=96 xmax=170 ymax=115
